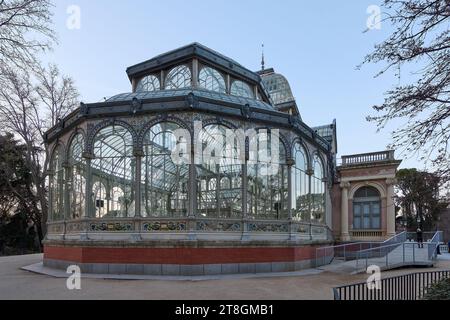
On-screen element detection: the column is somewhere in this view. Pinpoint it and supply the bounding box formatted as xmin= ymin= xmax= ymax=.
xmin=192 ymin=58 xmax=198 ymax=88
xmin=285 ymin=158 xmax=294 ymax=240
xmin=63 ymin=162 xmax=70 ymax=220
xmin=340 ymin=182 xmax=351 ymax=242
xmin=134 ymin=149 xmax=143 ymax=217
xmin=386 ymin=178 xmax=397 ymax=237
xmin=83 ymin=153 xmax=94 ymax=218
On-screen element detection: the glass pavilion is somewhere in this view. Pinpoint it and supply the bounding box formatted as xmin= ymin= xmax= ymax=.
xmin=45 ymin=43 xmax=333 ymax=242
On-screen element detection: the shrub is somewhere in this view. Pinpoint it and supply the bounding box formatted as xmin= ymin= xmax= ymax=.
xmin=423 ymin=278 xmax=450 ymax=300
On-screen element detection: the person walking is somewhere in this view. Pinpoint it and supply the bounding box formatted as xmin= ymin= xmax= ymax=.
xmin=417 ymin=227 xmax=423 ymax=249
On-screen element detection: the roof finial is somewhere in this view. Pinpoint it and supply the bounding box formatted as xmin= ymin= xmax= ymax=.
xmin=261 ymin=43 xmax=265 ymax=71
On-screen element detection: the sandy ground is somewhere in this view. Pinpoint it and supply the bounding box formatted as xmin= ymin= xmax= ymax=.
xmin=1 ymin=254 xmax=450 ymax=300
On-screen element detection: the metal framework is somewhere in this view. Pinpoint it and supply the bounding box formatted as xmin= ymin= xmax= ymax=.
xmin=45 ymin=43 xmax=335 ymax=240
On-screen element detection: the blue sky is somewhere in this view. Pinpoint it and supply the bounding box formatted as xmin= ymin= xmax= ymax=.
xmin=45 ymin=0 xmax=423 ymax=169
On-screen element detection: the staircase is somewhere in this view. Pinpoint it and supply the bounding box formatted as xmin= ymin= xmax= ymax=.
xmin=316 ymin=231 xmax=443 ymax=274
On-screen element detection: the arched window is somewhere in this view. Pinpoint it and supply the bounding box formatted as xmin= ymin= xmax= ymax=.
xmin=68 ymin=134 xmax=85 ymax=219
xmin=353 ymin=186 xmax=381 ymax=230
xmin=136 ymin=75 xmax=160 ymax=92
xmin=311 ymin=154 xmax=326 ymax=223
xmin=247 ymin=130 xmax=288 ymax=220
xmin=196 ymin=124 xmax=242 ymax=218
xmin=142 ymin=122 xmax=189 ymax=217
xmin=165 ymin=65 xmax=191 ymax=90
xmin=198 ymin=67 xmax=226 ymax=93
xmin=92 ymin=125 xmax=135 ymax=218
xmin=50 ymin=146 xmax=65 ymax=221
xmin=292 ymin=142 xmax=309 ymax=221
xmin=230 ymin=80 xmax=254 ymax=99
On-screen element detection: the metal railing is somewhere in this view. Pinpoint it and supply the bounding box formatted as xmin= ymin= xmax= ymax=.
xmin=353 ymin=231 xmax=443 ymax=273
xmin=315 ymin=231 xmax=406 ymax=267
xmin=428 ymin=231 xmax=444 ymax=260
xmin=333 ymin=270 xmax=450 ymax=300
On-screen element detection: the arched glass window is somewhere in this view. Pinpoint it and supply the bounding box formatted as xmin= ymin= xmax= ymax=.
xmin=165 ymin=65 xmax=191 ymax=90
xmin=292 ymin=142 xmax=309 ymax=221
xmin=247 ymin=130 xmax=288 ymax=220
xmin=311 ymin=154 xmax=326 ymax=223
xmin=198 ymin=67 xmax=226 ymax=93
xmin=353 ymin=186 xmax=381 ymax=230
xmin=142 ymin=122 xmax=189 ymax=217
xmin=136 ymin=75 xmax=160 ymax=92
xmin=230 ymin=80 xmax=254 ymax=99
xmin=92 ymin=125 xmax=135 ymax=218
xmin=68 ymin=134 xmax=85 ymax=219
xmin=50 ymin=146 xmax=65 ymax=221
xmin=196 ymin=124 xmax=242 ymax=218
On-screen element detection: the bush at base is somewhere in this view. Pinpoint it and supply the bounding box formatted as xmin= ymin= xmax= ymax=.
xmin=423 ymin=278 xmax=450 ymax=300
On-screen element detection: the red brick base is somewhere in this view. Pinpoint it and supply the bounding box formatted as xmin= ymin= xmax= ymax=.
xmin=44 ymin=245 xmax=320 ymax=265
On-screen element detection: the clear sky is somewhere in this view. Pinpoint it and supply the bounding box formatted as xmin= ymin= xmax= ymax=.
xmin=45 ymin=0 xmax=424 ymax=169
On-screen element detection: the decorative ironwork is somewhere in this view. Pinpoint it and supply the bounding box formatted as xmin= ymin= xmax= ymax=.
xmin=90 ymin=222 xmax=134 ymax=232
xmin=248 ymin=222 xmax=289 ymax=233
xmin=142 ymin=221 xmax=187 ymax=232
xmin=197 ymin=220 xmax=241 ymax=232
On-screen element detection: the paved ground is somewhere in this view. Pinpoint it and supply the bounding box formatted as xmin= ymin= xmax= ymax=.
xmin=1 ymin=254 xmax=450 ymax=300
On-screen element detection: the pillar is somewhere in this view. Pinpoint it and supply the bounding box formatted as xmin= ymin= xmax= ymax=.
xmin=134 ymin=149 xmax=143 ymax=217
xmin=286 ymin=158 xmax=294 ymax=240
xmin=340 ymin=182 xmax=351 ymax=241
xmin=386 ymin=178 xmax=397 ymax=237
xmin=63 ymin=163 xmax=70 ymax=220
xmin=83 ymin=152 xmax=94 ymax=218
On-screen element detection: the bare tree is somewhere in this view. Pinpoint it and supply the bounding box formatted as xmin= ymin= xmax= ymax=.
xmin=0 ymin=65 xmax=79 ymax=240
xmin=362 ymin=0 xmax=450 ymax=182
xmin=0 ymin=0 xmax=55 ymax=73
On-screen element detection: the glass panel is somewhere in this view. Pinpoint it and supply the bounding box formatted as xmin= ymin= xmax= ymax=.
xmin=165 ymin=65 xmax=191 ymax=90
xmin=136 ymin=75 xmax=160 ymax=92
xmin=247 ymin=130 xmax=288 ymax=220
xmin=372 ymin=216 xmax=381 ymax=229
xmin=50 ymin=146 xmax=65 ymax=221
xmin=363 ymin=217 xmax=371 ymax=229
xmin=68 ymin=134 xmax=85 ymax=219
xmin=292 ymin=142 xmax=309 ymax=221
xmin=196 ymin=124 xmax=242 ymax=219
xmin=198 ymin=67 xmax=226 ymax=93
xmin=142 ymin=122 xmax=189 ymax=217
xmin=230 ymin=80 xmax=254 ymax=99
xmin=311 ymin=155 xmax=325 ymax=224
xmin=354 ymin=217 xmax=361 ymax=229
xmin=92 ymin=125 xmax=135 ymax=218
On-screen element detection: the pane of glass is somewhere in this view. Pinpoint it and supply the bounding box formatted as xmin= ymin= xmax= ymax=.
xmin=230 ymin=80 xmax=253 ymax=98
xmin=354 ymin=217 xmax=361 ymax=229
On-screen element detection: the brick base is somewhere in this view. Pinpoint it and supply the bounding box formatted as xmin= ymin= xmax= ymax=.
xmin=43 ymin=244 xmax=332 ymax=275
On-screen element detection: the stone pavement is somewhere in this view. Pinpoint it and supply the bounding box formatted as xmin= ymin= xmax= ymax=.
xmin=1 ymin=254 xmax=449 ymax=300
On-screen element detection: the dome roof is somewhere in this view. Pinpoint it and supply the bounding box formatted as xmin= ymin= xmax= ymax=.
xmin=259 ymin=68 xmax=295 ymax=105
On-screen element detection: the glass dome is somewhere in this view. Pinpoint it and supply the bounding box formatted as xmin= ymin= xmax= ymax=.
xmin=261 ymin=71 xmax=295 ymax=105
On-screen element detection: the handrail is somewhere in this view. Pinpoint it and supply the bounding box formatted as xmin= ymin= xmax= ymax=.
xmin=315 ymin=231 xmax=406 ymax=267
